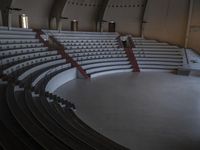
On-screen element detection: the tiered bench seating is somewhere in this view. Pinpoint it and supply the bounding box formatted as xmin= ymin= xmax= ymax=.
xmin=178 ymin=49 xmax=200 ymax=75
xmin=44 ymin=30 xmax=133 ymax=78
xmin=0 ymin=29 xmax=63 ymax=77
xmin=132 ymin=37 xmax=184 ymax=71
xmin=0 ymin=27 xmax=130 ymax=150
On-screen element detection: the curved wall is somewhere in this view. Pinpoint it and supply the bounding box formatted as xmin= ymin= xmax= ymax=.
xmin=61 ymin=0 xmax=101 ymax=31
xmin=143 ymin=0 xmax=189 ymax=46
xmin=103 ymin=0 xmax=146 ymax=35
xmin=0 ymin=0 xmax=200 ymax=52
xmin=10 ymin=0 xmax=54 ymax=28
xmin=45 ymin=68 xmax=77 ymax=93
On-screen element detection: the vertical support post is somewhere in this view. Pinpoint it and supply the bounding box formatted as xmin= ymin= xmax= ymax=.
xmin=185 ymin=0 xmax=194 ymax=48
xmin=57 ymin=19 xmax=62 ymax=32
xmin=19 ymin=14 xmax=29 ymax=29
xmin=71 ymin=20 xmax=78 ymax=31
xmin=100 ymin=21 xmax=103 ymax=32
xmin=108 ymin=21 xmax=115 ymax=32
xmin=95 ymin=0 xmax=110 ymax=32
xmin=8 ymin=12 xmax=12 ymax=30
xmin=140 ymin=0 xmax=148 ymax=38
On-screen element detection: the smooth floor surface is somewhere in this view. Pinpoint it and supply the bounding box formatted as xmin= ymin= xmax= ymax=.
xmin=55 ymin=72 xmax=200 ymax=150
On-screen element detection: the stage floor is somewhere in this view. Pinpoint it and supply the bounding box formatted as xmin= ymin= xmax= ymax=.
xmin=55 ymin=72 xmax=200 ymax=150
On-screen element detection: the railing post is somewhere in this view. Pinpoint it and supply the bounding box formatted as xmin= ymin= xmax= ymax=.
xmin=125 ymin=36 xmax=140 ymax=72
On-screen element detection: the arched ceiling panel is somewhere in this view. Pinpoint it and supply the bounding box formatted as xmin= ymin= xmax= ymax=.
xmin=0 ymin=0 xmax=12 ymax=26
xmin=103 ymin=0 xmax=146 ymax=35
xmin=188 ymin=0 xmax=200 ymax=52
xmin=143 ymin=0 xmax=189 ymax=46
xmin=62 ymin=0 xmax=102 ymax=31
xmin=0 ymin=11 xmax=2 ymax=26
xmin=11 ymin=0 xmax=54 ymax=28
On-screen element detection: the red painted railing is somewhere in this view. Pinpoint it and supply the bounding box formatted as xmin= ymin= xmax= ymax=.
xmin=33 ymin=29 xmax=52 ymax=50
xmin=124 ymin=48 xmax=140 ymax=72
xmin=117 ymin=36 xmax=140 ymax=72
xmin=50 ymin=36 xmax=90 ymax=79
xmin=34 ymin=29 xmax=90 ymax=79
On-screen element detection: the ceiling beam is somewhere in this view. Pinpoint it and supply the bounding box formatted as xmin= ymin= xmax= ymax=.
xmin=140 ymin=0 xmax=149 ymax=37
xmin=95 ymin=0 xmax=110 ymax=31
xmin=0 ymin=0 xmax=13 ymax=26
xmin=49 ymin=0 xmax=68 ymax=29
xmin=185 ymin=0 xmax=194 ymax=48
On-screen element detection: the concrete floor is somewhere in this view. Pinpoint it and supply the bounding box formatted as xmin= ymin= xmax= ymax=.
xmin=55 ymin=72 xmax=200 ymax=150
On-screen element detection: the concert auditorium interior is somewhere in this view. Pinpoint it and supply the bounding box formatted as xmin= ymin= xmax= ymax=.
xmin=0 ymin=0 xmax=200 ymax=150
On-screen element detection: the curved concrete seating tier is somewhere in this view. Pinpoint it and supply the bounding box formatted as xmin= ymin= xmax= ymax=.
xmin=32 ymin=95 xmax=110 ymax=149
xmin=134 ymin=41 xmax=169 ymax=46
xmin=32 ymin=64 xmax=71 ymax=88
xmin=133 ymin=39 xmax=158 ymax=43
xmin=0 ymin=30 xmax=36 ymax=35
xmin=0 ymin=27 xmax=130 ymax=150
xmin=0 ymin=43 xmax=44 ymax=50
xmin=43 ymin=29 xmax=133 ymax=78
xmin=29 ymin=94 xmax=126 ymax=150
xmin=73 ymin=54 xmax=127 ymax=61
xmin=86 ymin=65 xmax=132 ymax=74
xmin=64 ymin=43 xmax=118 ymax=47
xmin=1 ymin=51 xmax=58 ymax=65
xmin=65 ymin=48 xmax=124 ymax=54
xmin=0 ymin=119 xmax=31 ymax=150
xmin=0 ymin=34 xmax=36 ymax=39
xmin=23 ymin=90 xmax=95 ymax=150
xmin=0 ymin=26 xmax=33 ymax=31
xmin=43 ymin=29 xmax=119 ymax=35
xmin=68 ymin=51 xmax=125 ymax=57
xmin=135 ymin=54 xmax=182 ymax=59
xmin=55 ymin=36 xmax=117 ymax=41
xmin=137 ymin=57 xmax=183 ymax=62
xmin=63 ymin=42 xmax=118 ymax=46
xmin=0 ymin=47 xmax=48 ymax=57
xmin=132 ymin=37 xmax=184 ymax=71
xmin=135 ymin=45 xmax=179 ymax=49
xmin=60 ymin=39 xmax=118 ymax=43
xmin=0 ymin=85 xmax=44 ymax=150
xmin=134 ymin=47 xmax=182 ymax=52
xmin=134 ymin=50 xmax=182 ymax=55
xmin=78 ymin=58 xmax=129 ymax=65
xmin=29 ymin=63 xmax=128 ymax=150
xmin=65 ymin=45 xmax=119 ymax=49
xmin=7 ymin=84 xmax=70 ymax=150
xmin=55 ymin=34 xmax=118 ymax=38
xmin=82 ymin=61 xmax=131 ymax=70
xmin=0 ymin=30 xmax=36 ymax=39
xmin=139 ymin=65 xmax=182 ymax=70
xmin=0 ymin=39 xmax=39 ymax=44
xmin=18 ymin=59 xmax=66 ymax=81
xmin=45 ymin=68 xmax=77 ymax=93
xmin=90 ymin=69 xmax=132 ymax=78
xmin=138 ymin=61 xmax=182 ymax=66
xmin=43 ymin=29 xmax=119 ymax=36
xmin=3 ymin=55 xmax=62 ymax=75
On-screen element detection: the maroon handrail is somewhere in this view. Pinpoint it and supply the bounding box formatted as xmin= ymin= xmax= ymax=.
xmin=50 ymin=36 xmax=90 ymax=79
xmin=117 ymin=36 xmax=140 ymax=72
xmin=33 ymin=29 xmax=52 ymax=50
xmin=33 ymin=29 xmax=90 ymax=79
xmin=124 ymin=48 xmax=140 ymax=72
